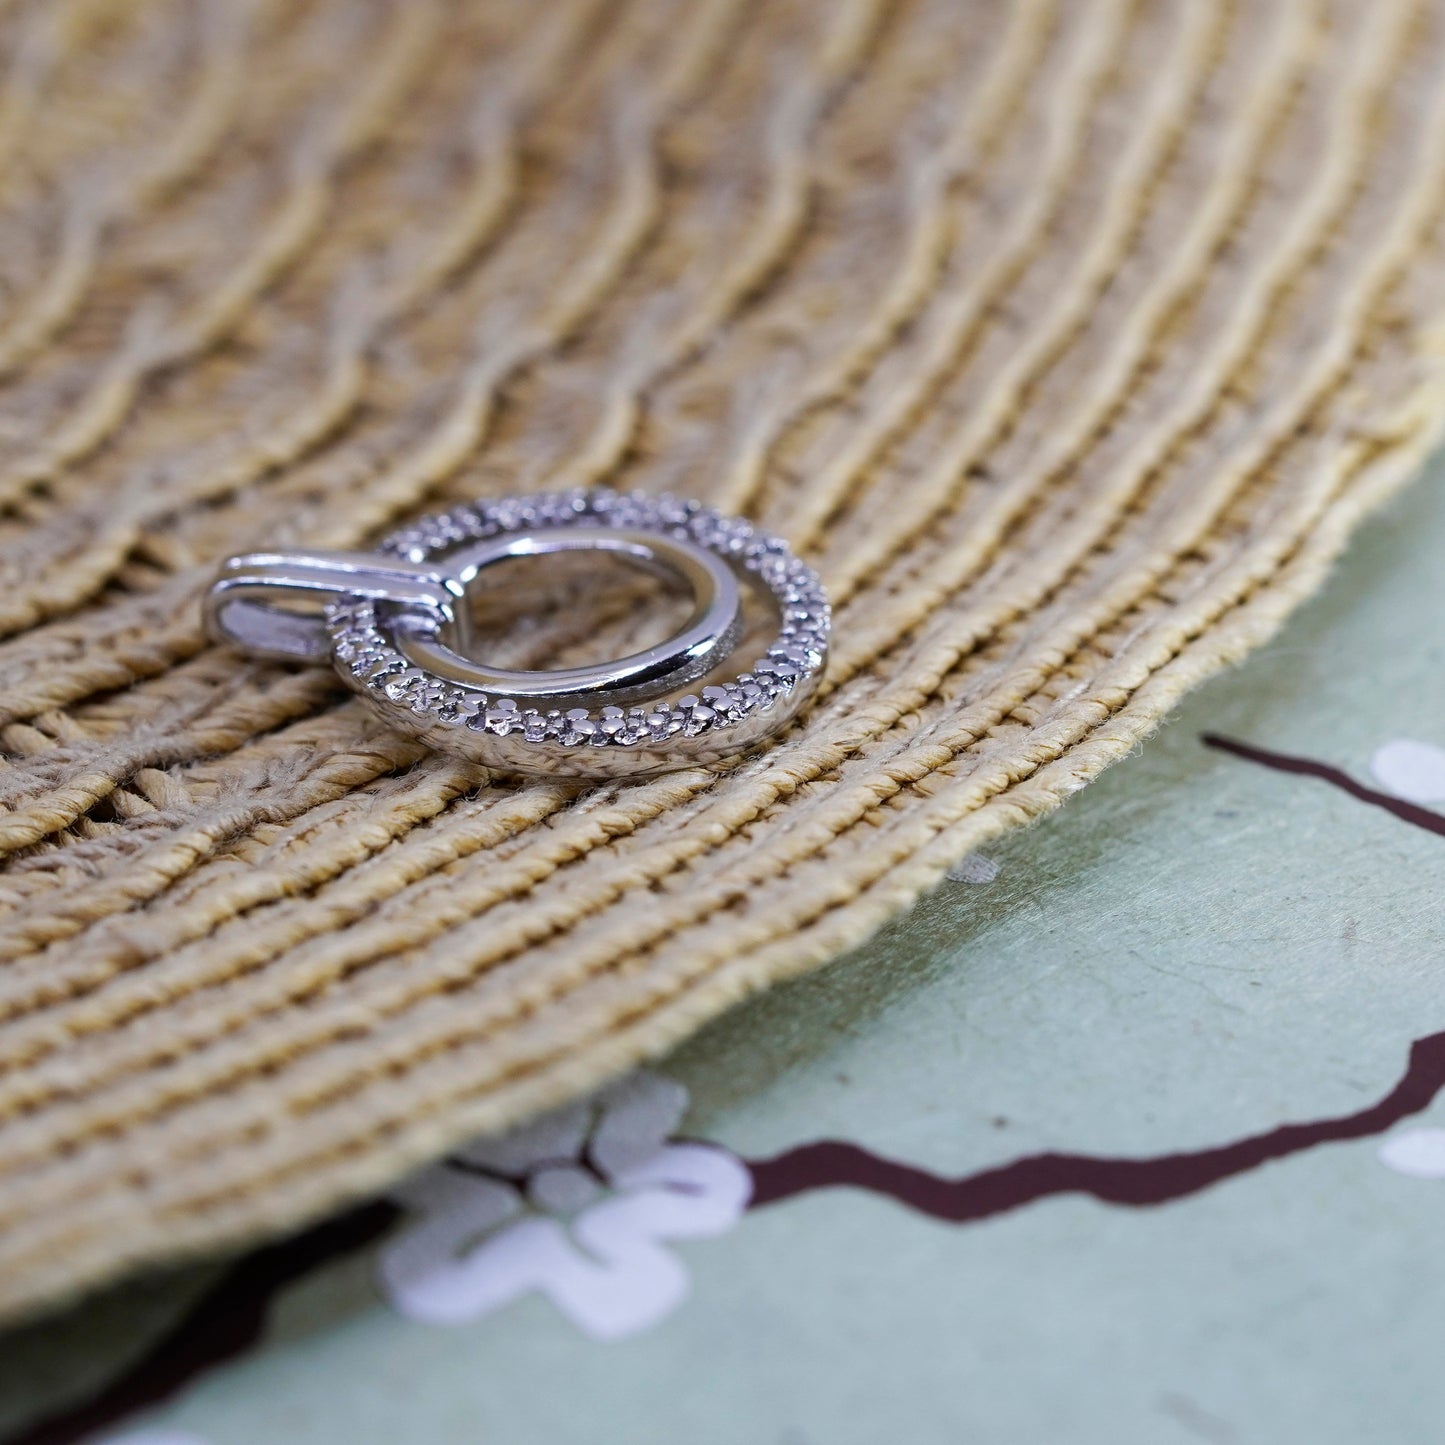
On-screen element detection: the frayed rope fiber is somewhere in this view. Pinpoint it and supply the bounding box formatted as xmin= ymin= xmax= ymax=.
xmin=0 ymin=0 xmax=1441 ymax=1320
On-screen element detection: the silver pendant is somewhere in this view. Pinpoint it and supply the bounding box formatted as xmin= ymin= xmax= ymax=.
xmin=204 ymin=490 xmax=830 ymax=778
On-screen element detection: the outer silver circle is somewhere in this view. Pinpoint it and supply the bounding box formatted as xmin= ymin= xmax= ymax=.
xmin=325 ymin=489 xmax=831 ymax=778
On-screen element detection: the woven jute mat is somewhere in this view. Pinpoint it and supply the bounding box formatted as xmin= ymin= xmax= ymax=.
xmin=0 ymin=0 xmax=1442 ymax=1322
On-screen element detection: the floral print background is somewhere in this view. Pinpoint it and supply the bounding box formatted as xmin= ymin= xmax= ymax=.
xmin=379 ymin=1073 xmax=751 ymax=1340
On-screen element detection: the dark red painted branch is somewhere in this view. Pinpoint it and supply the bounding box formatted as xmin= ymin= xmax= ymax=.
xmin=1202 ymin=733 xmax=1445 ymax=839
xmin=748 ymin=1030 xmax=1445 ymax=1216
xmin=3 ymin=1201 xmax=402 ymax=1445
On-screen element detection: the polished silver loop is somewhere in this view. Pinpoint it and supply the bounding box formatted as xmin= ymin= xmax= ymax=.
xmin=204 ymin=489 xmax=830 ymax=779
xmin=390 ymin=527 xmax=743 ymax=708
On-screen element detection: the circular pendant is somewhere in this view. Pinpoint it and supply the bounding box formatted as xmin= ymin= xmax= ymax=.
xmin=204 ymin=490 xmax=830 ymax=778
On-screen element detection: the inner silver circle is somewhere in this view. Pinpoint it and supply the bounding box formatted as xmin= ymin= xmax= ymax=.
xmin=390 ymin=526 xmax=745 ymax=709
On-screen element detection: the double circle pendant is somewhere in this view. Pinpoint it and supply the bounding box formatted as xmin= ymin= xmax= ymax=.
xmin=204 ymin=490 xmax=830 ymax=778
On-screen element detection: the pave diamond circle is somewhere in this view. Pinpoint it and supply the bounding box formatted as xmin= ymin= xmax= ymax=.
xmin=325 ymin=489 xmax=830 ymax=778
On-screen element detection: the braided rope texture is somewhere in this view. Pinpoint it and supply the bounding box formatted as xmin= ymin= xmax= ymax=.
xmin=0 ymin=0 xmax=1442 ymax=1320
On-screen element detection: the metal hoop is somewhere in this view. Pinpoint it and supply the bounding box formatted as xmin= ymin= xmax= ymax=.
xmin=204 ymin=489 xmax=830 ymax=778
xmin=390 ymin=527 xmax=743 ymax=707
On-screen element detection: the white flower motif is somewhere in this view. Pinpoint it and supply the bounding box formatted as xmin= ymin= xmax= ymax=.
xmin=1370 ymin=738 xmax=1445 ymax=805
xmin=1379 ymin=1127 xmax=1445 ymax=1178
xmin=377 ymin=1072 xmax=751 ymax=1341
